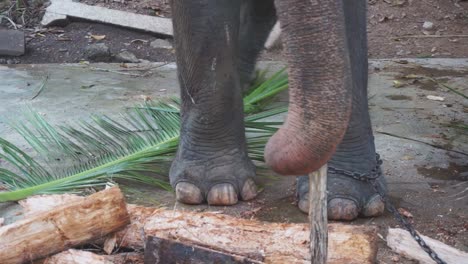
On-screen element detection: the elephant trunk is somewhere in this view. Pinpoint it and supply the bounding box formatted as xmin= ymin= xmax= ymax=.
xmin=265 ymin=0 xmax=352 ymax=175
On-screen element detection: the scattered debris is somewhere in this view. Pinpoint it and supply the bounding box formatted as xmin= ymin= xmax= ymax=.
xmin=427 ymin=95 xmax=445 ymax=101
xmin=84 ymin=43 xmax=111 ymax=62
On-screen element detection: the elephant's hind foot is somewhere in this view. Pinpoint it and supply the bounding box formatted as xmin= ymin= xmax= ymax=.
xmin=170 ymin=153 xmax=258 ymax=206
xmin=297 ymin=169 xmax=386 ymax=221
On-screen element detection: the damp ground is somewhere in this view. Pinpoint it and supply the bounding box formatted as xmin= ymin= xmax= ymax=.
xmin=0 ymin=59 xmax=467 ymax=263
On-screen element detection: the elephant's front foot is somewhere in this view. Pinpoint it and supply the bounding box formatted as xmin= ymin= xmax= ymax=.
xmin=170 ymin=148 xmax=258 ymax=206
xmin=297 ymin=166 xmax=387 ymax=221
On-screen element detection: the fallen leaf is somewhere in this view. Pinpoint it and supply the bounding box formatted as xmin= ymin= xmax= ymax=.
xmin=392 ymin=0 xmax=407 ymax=6
xmin=401 ymin=155 xmax=414 ymax=160
xmin=398 ymin=208 xmax=413 ymax=218
xmin=393 ymin=80 xmax=405 ymax=88
xmin=427 ymin=95 xmax=445 ymax=101
xmin=91 ymin=34 xmax=106 ymax=41
xmin=403 ymin=74 xmax=423 ymax=79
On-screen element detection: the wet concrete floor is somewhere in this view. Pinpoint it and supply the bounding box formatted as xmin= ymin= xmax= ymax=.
xmin=0 ymin=59 xmax=467 ymax=263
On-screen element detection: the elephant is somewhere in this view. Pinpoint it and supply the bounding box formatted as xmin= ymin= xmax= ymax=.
xmin=168 ymin=0 xmax=387 ymax=221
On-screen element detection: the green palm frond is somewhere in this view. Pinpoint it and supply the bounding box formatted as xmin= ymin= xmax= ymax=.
xmin=0 ymin=69 xmax=288 ymax=202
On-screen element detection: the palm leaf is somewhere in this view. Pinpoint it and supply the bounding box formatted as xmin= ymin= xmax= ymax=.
xmin=0 ymin=69 xmax=288 ymax=202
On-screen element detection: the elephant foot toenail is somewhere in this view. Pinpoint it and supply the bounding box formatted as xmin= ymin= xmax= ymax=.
xmin=175 ymin=182 xmax=204 ymax=205
xmin=207 ymin=183 xmax=238 ymax=205
xmin=241 ymin=179 xmax=258 ymax=201
xmin=328 ymin=198 xmax=359 ymax=221
xmin=362 ymin=195 xmax=385 ymax=217
xmin=298 ymin=193 xmax=309 ymax=213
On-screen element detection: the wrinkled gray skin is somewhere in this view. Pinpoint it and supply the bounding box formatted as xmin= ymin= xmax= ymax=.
xmin=169 ymin=0 xmax=387 ymax=220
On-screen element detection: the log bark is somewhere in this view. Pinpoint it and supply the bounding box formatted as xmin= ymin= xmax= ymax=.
xmin=387 ymin=228 xmax=468 ymax=264
xmin=0 ymin=187 xmax=130 ymax=264
xmin=44 ymin=249 xmax=143 ymax=264
xmin=116 ymin=205 xmax=378 ymax=264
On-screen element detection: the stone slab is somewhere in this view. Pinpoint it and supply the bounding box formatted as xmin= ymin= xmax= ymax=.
xmin=0 ymin=30 xmax=25 ymax=56
xmin=41 ymin=0 xmax=172 ymax=36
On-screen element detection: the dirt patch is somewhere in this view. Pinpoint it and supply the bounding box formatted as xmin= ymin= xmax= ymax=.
xmin=417 ymin=162 xmax=468 ymax=181
xmin=2 ymin=22 xmax=175 ymax=64
xmin=368 ymin=0 xmax=468 ymax=58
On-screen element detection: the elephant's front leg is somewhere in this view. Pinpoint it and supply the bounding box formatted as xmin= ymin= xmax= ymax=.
xmin=169 ymin=0 xmax=257 ymax=205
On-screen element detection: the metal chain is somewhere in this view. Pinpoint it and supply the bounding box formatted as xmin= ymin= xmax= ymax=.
xmin=328 ymin=154 xmax=447 ymax=264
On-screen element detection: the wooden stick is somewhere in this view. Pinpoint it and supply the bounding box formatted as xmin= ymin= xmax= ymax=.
xmin=0 ymin=187 xmax=130 ymax=264
xmin=308 ymin=164 xmax=328 ymax=264
xmin=393 ymin=34 xmax=468 ymax=39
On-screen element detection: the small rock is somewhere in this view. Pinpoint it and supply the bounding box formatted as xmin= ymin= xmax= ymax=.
xmin=391 ymin=256 xmax=400 ymax=262
xmin=422 ymin=21 xmax=434 ymax=30
xmin=0 ymin=30 xmax=25 ymax=56
xmin=84 ymin=43 xmax=111 ymax=62
xmin=6 ymin=58 xmax=20 ymax=64
xmin=115 ymin=50 xmax=139 ymax=63
xmin=150 ymin=39 xmax=172 ymax=49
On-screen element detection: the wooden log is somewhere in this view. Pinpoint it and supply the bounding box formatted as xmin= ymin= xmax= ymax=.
xmin=44 ymin=249 xmax=143 ymax=264
xmin=19 ymin=193 xmax=378 ymax=264
xmin=116 ymin=205 xmax=378 ymax=264
xmin=0 ymin=187 xmax=130 ymax=264
xmin=387 ymin=228 xmax=468 ymax=264
xmin=308 ymin=165 xmax=328 ymax=264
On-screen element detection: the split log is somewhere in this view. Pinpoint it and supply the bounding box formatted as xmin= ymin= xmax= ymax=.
xmin=19 ymin=192 xmax=378 ymax=264
xmin=44 ymin=249 xmax=143 ymax=264
xmin=0 ymin=187 xmax=130 ymax=264
xmin=116 ymin=205 xmax=378 ymax=264
xmin=387 ymin=228 xmax=468 ymax=264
